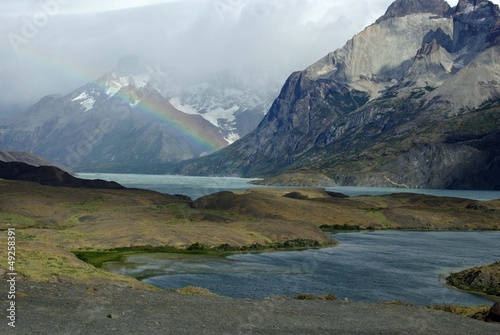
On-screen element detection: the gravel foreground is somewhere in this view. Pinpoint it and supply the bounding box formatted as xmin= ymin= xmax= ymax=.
xmin=1 ymin=281 xmax=499 ymax=335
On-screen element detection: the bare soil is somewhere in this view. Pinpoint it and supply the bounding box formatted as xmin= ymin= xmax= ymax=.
xmin=2 ymin=280 xmax=499 ymax=335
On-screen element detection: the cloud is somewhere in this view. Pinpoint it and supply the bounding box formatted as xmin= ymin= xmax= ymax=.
xmin=0 ymin=0 xmax=182 ymax=16
xmin=0 ymin=0 xmax=499 ymax=116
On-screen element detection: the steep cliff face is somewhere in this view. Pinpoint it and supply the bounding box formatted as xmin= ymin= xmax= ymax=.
xmin=172 ymin=0 xmax=500 ymax=189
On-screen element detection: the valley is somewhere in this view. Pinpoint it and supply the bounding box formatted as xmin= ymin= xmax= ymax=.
xmin=1 ymin=0 xmax=500 ymax=333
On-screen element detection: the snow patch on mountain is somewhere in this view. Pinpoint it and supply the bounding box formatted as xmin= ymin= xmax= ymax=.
xmin=91 ymin=57 xmax=280 ymax=142
xmin=225 ymin=132 xmax=240 ymax=144
xmin=102 ymin=71 xmax=152 ymax=98
xmin=80 ymin=97 xmax=96 ymax=112
xmin=169 ymin=97 xmax=198 ymax=115
xmin=203 ymin=106 xmax=240 ymax=127
xmin=72 ymin=92 xmax=89 ymax=101
xmin=170 ymin=96 xmax=242 ymax=143
xmin=72 ymin=92 xmax=95 ymax=112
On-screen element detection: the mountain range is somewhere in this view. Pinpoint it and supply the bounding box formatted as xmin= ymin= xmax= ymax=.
xmin=1 ymin=0 xmax=500 ymax=190
xmin=169 ymin=0 xmax=500 ymax=190
xmin=0 ymin=57 xmax=277 ymax=172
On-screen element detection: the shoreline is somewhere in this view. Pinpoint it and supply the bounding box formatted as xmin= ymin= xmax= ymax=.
xmin=89 ymin=230 xmax=500 ymax=308
xmin=73 ymin=238 xmax=339 ymax=268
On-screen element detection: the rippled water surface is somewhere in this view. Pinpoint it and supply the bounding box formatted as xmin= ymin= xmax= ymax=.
xmin=103 ymin=231 xmax=500 ymax=306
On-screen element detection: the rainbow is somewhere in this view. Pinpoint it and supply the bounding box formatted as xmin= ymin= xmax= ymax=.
xmin=110 ymin=87 xmax=225 ymax=154
xmin=11 ymin=43 xmax=225 ymax=154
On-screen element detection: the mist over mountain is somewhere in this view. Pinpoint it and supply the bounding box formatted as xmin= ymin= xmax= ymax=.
xmin=171 ymin=0 xmax=500 ymax=190
xmin=0 ymin=0 xmax=389 ymax=117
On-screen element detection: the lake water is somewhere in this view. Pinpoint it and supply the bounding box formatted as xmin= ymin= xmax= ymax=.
xmin=78 ymin=174 xmax=500 ymax=305
xmin=103 ymin=231 xmax=500 ymax=306
xmin=77 ymin=173 xmax=500 ymax=200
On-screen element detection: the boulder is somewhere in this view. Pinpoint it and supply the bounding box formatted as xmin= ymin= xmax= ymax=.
xmin=489 ymin=302 xmax=500 ymax=322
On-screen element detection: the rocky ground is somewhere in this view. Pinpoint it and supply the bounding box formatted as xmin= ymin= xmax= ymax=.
xmin=1 ymin=280 xmax=499 ymax=335
xmin=447 ymin=261 xmax=500 ymax=297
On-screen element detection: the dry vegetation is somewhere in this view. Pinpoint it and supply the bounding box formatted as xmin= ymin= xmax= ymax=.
xmin=1 ymin=179 xmax=499 ymax=290
xmin=194 ymin=188 xmax=500 ymax=230
xmin=0 ymin=180 xmax=333 ymax=285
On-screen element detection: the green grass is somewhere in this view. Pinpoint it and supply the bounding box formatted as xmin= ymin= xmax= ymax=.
xmin=73 ymin=245 xmax=196 ymax=268
xmin=0 ymin=212 xmax=37 ymax=227
xmin=67 ymin=196 xmax=108 ymax=212
xmin=364 ymin=209 xmax=391 ymax=227
xmin=74 ymin=239 xmax=330 ymax=268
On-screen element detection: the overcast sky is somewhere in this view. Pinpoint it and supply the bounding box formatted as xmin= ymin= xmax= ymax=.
xmin=0 ymin=0 xmax=498 ymax=116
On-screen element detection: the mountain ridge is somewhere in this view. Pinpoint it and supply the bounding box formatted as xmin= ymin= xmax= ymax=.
xmin=167 ymin=0 xmax=500 ymax=190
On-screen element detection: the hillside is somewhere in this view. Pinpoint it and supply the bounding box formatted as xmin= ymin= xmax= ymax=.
xmin=0 ymin=161 xmax=123 ymax=189
xmin=0 ymin=149 xmax=56 ymax=167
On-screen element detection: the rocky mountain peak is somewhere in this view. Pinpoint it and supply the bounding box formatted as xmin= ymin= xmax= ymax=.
xmin=452 ymin=0 xmax=500 ymax=51
xmin=376 ymin=0 xmax=451 ymax=23
xmin=455 ymin=0 xmax=489 ymax=13
xmin=170 ymin=0 xmax=500 ymax=190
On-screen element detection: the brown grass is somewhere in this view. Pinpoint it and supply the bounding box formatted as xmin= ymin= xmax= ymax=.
xmin=1 ymin=179 xmax=499 ymax=287
xmin=429 ymin=305 xmax=491 ymax=321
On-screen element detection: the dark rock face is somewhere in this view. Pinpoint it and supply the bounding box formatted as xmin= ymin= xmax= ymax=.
xmin=176 ymin=72 xmax=369 ymax=177
xmin=376 ymin=0 xmax=451 ymax=23
xmin=169 ymin=1 xmax=500 ymax=190
xmin=374 ymin=134 xmax=500 ymax=189
xmin=489 ymin=302 xmax=500 ymax=322
xmin=0 ymin=161 xmax=124 ymax=189
xmin=453 ymin=0 xmax=500 ymax=52
xmin=455 ymin=0 xmax=490 ymax=13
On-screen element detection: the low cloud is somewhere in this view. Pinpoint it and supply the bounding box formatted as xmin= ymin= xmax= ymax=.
xmin=1 ymin=0 xmax=496 ymax=116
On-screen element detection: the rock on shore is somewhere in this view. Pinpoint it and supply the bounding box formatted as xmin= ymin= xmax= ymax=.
xmin=447 ymin=261 xmax=500 ymax=297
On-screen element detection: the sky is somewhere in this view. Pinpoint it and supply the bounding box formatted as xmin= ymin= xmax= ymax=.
xmin=0 ymin=0 xmax=499 ymax=117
